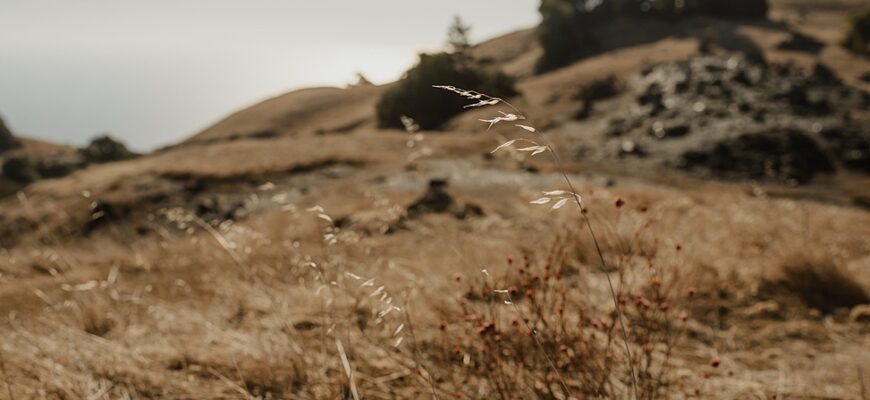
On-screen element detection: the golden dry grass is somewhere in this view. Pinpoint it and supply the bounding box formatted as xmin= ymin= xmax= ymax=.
xmin=1 ymin=1 xmax=869 ymax=398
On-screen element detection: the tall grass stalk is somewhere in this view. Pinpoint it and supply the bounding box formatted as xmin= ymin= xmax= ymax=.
xmin=435 ymin=85 xmax=640 ymax=399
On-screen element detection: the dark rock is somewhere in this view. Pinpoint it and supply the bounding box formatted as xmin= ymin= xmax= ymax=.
xmin=820 ymin=123 xmax=870 ymax=173
xmin=196 ymin=195 xmax=245 ymax=222
xmin=84 ymin=200 xmax=130 ymax=235
xmin=649 ymin=121 xmax=690 ymax=139
xmin=811 ymin=63 xmax=841 ymax=85
xmin=619 ymin=140 xmax=645 ymax=157
xmin=681 ymin=130 xmax=834 ymax=183
xmin=407 ymin=179 xmax=454 ymax=216
xmin=776 ymin=31 xmax=825 ymax=54
xmin=35 ymin=153 xmax=85 ymax=179
xmin=399 ymin=179 xmax=484 ymax=228
xmin=575 ymin=75 xmax=621 ymax=102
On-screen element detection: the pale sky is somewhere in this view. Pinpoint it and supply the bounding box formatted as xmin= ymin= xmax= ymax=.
xmin=0 ymin=1 xmax=540 ymax=150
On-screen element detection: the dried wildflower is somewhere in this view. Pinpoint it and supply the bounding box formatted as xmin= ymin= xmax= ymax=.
xmin=477 ymin=321 xmax=497 ymax=336
xmin=635 ymin=296 xmax=651 ymax=309
xmin=679 ymin=311 xmax=688 ymax=322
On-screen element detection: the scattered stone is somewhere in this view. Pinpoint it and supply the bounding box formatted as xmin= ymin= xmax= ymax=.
xmin=649 ymin=121 xmax=690 ymax=139
xmin=196 ymin=195 xmax=246 ymax=222
xmin=776 ymin=31 xmax=825 ymax=54
xmin=592 ymin=55 xmax=869 ymax=183
xmin=681 ymin=129 xmax=834 ymax=183
xmin=849 ymin=304 xmax=870 ymax=324
xmin=406 ymin=179 xmax=484 ymax=220
xmin=619 ymin=140 xmax=645 ymax=157
xmin=407 ymin=179 xmax=454 ymax=216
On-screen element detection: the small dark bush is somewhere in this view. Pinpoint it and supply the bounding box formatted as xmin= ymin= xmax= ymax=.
xmin=1 ymin=156 xmax=39 ymax=184
xmin=376 ymin=52 xmax=517 ymax=130
xmin=842 ymin=8 xmax=870 ymax=55
xmin=0 ymin=115 xmax=21 ymax=153
xmin=80 ymin=135 xmax=136 ymax=164
xmin=764 ymin=259 xmax=869 ymax=314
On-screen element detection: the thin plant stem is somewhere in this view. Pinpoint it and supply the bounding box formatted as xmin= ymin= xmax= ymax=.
xmin=542 ymin=135 xmax=640 ymax=400
xmin=434 ymin=84 xmax=640 ymax=399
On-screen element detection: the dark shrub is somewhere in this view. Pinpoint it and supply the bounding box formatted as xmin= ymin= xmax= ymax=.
xmin=842 ymin=8 xmax=870 ymax=55
xmin=0 ymin=115 xmax=21 ymax=153
xmin=536 ymin=0 xmax=601 ymax=73
xmin=685 ymin=0 xmax=768 ymax=19
xmin=376 ymin=52 xmax=517 ymax=130
xmin=80 ymin=135 xmax=136 ymax=164
xmin=535 ymin=0 xmax=769 ymax=73
xmin=1 ymin=156 xmax=39 ymax=184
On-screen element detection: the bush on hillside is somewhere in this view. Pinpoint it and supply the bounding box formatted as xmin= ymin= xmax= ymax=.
xmin=376 ymin=52 xmax=517 ymax=130
xmin=80 ymin=135 xmax=136 ymax=164
xmin=0 ymin=116 xmax=21 ymax=153
xmin=842 ymin=8 xmax=870 ymax=55
xmin=535 ymin=0 xmax=769 ymax=73
xmin=536 ymin=0 xmax=601 ymax=73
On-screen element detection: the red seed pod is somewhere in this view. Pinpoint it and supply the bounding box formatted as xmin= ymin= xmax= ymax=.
xmin=635 ymin=296 xmax=651 ymax=309
xmin=709 ymin=359 xmax=721 ymax=368
xmin=453 ymin=273 xmax=462 ymax=282
xmin=638 ymin=204 xmax=649 ymax=213
xmin=675 ymin=244 xmax=682 ymax=251
xmin=614 ymin=197 xmax=625 ymax=208
xmin=525 ymin=289 xmax=535 ymax=299
xmin=687 ymin=287 xmax=697 ymax=297
xmin=440 ymin=321 xmax=448 ymax=331
xmin=679 ymin=311 xmax=688 ymax=322
xmin=559 ymin=344 xmax=568 ymax=353
xmin=507 ymin=256 xmax=513 ymax=265
xmin=659 ymin=302 xmax=670 ymax=312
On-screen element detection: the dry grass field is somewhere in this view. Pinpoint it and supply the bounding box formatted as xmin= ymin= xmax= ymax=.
xmin=1 ymin=1 xmax=869 ymax=399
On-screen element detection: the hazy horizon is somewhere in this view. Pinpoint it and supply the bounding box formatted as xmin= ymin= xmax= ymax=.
xmin=0 ymin=1 xmax=539 ymax=151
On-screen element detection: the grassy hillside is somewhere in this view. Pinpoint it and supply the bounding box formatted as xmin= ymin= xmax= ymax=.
xmin=0 ymin=1 xmax=868 ymax=398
